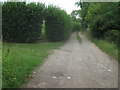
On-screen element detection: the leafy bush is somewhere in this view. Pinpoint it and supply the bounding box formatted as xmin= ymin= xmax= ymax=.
xmin=73 ymin=22 xmax=81 ymax=32
xmin=90 ymin=16 xmax=107 ymax=38
xmin=2 ymin=2 xmax=45 ymax=43
xmin=45 ymin=5 xmax=73 ymax=42
xmin=104 ymin=30 xmax=120 ymax=45
xmin=78 ymin=2 xmax=119 ymax=38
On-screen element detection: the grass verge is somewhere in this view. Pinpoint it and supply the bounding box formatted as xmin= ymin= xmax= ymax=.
xmin=93 ymin=39 xmax=118 ymax=60
xmin=84 ymin=31 xmax=119 ymax=62
xmin=76 ymin=32 xmax=82 ymax=43
xmin=2 ymin=42 xmax=64 ymax=88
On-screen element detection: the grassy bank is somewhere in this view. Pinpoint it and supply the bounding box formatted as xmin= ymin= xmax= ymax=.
xmin=93 ymin=39 xmax=118 ymax=60
xmin=2 ymin=42 xmax=64 ymax=88
xmin=84 ymin=31 xmax=119 ymax=61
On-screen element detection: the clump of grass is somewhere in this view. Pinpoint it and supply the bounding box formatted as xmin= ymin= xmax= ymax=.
xmin=2 ymin=42 xmax=64 ymax=88
xmin=76 ymin=32 xmax=82 ymax=43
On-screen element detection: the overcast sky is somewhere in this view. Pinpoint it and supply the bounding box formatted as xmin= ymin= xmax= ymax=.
xmin=34 ymin=0 xmax=80 ymax=14
xmin=1 ymin=0 xmax=80 ymax=14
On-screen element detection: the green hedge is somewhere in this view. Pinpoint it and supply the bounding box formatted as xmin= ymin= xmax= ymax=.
xmin=2 ymin=3 xmax=73 ymax=43
xmin=2 ymin=2 xmax=45 ymax=43
xmin=25 ymin=3 xmax=45 ymax=43
xmin=45 ymin=5 xmax=73 ymax=42
xmin=2 ymin=2 xmax=26 ymax=42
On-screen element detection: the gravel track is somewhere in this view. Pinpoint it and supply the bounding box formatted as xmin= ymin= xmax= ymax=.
xmin=23 ymin=33 xmax=118 ymax=88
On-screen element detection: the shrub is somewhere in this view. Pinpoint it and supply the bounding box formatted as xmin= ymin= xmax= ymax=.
xmin=2 ymin=2 xmax=45 ymax=43
xmin=104 ymin=30 xmax=120 ymax=45
xmin=90 ymin=16 xmax=107 ymax=38
xmin=45 ymin=5 xmax=73 ymax=42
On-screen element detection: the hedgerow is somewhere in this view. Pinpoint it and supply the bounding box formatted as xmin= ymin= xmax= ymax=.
xmin=2 ymin=2 xmax=73 ymax=43
xmin=2 ymin=2 xmax=26 ymax=42
xmin=45 ymin=5 xmax=73 ymax=42
xmin=25 ymin=3 xmax=45 ymax=43
xmin=2 ymin=2 xmax=45 ymax=43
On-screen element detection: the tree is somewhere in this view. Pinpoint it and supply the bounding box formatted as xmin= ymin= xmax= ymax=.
xmin=76 ymin=1 xmax=119 ymax=38
xmin=70 ymin=10 xmax=80 ymax=23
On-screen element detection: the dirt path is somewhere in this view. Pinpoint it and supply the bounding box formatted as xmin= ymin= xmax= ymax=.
xmin=23 ymin=33 xmax=118 ymax=88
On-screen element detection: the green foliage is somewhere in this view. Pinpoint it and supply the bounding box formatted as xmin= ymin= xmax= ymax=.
xmin=2 ymin=2 xmax=45 ymax=43
xmin=90 ymin=16 xmax=106 ymax=38
xmin=2 ymin=2 xmax=26 ymax=42
xmin=2 ymin=42 xmax=64 ymax=88
xmin=70 ymin=10 xmax=81 ymax=23
xmin=73 ymin=22 xmax=81 ymax=32
xmin=76 ymin=2 xmax=119 ymax=39
xmin=101 ymin=3 xmax=119 ymax=30
xmin=25 ymin=3 xmax=45 ymax=43
xmin=104 ymin=30 xmax=120 ymax=45
xmin=78 ymin=2 xmax=90 ymax=29
xmin=45 ymin=5 xmax=73 ymax=42
xmin=88 ymin=3 xmax=119 ymax=39
xmin=3 ymin=3 xmax=73 ymax=43
xmin=85 ymin=3 xmax=103 ymax=24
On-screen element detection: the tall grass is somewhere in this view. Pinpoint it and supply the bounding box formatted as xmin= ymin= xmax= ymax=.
xmin=84 ymin=31 xmax=119 ymax=62
xmin=2 ymin=42 xmax=64 ymax=88
xmin=93 ymin=39 xmax=118 ymax=60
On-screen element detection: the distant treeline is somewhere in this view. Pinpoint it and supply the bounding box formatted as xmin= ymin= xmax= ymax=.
xmin=2 ymin=2 xmax=73 ymax=43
